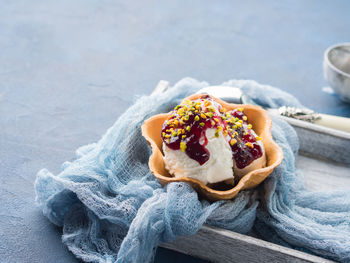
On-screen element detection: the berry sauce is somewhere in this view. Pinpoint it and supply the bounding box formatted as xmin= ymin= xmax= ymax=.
xmin=161 ymin=95 xmax=263 ymax=168
xmin=228 ymin=109 xmax=263 ymax=169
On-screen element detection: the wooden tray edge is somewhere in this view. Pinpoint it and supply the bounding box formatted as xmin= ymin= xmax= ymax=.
xmin=160 ymin=225 xmax=334 ymax=263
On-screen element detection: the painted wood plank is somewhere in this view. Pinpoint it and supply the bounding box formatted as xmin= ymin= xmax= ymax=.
xmin=281 ymin=116 xmax=350 ymax=165
xmin=297 ymin=154 xmax=350 ymax=191
xmin=160 ymin=225 xmax=334 ymax=263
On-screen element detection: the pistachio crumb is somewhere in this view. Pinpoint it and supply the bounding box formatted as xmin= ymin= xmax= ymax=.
xmin=180 ymin=141 xmax=187 ymax=152
xmin=230 ymin=139 xmax=237 ymax=146
xmin=245 ymin=142 xmax=253 ymax=148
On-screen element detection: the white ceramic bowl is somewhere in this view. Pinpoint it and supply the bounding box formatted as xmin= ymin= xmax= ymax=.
xmin=323 ymin=43 xmax=350 ymax=102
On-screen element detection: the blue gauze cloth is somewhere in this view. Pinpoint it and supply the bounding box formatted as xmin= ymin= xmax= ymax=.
xmin=35 ymin=78 xmax=350 ymax=263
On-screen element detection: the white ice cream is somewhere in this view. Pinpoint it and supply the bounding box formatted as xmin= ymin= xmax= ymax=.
xmin=163 ymin=128 xmax=234 ymax=185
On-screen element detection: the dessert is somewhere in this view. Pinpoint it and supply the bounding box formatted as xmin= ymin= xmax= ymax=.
xmin=141 ymin=93 xmax=283 ymax=200
xmin=161 ymin=95 xmax=266 ymax=185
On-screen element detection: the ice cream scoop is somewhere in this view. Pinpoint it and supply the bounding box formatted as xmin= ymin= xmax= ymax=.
xmin=163 ymin=128 xmax=234 ymax=185
xmin=161 ymin=95 xmax=266 ymax=185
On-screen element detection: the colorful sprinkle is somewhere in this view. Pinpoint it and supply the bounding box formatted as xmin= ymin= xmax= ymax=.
xmin=230 ymin=139 xmax=237 ymax=146
xmin=245 ymin=142 xmax=253 ymax=148
xmin=180 ymin=141 xmax=187 ymax=152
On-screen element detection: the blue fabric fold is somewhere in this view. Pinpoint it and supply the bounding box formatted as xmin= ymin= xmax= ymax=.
xmin=35 ymin=78 xmax=350 ymax=263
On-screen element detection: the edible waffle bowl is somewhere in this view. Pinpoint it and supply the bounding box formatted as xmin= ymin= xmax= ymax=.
xmin=141 ymin=94 xmax=283 ymax=201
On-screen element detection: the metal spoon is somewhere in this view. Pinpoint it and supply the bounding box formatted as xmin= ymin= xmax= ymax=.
xmin=196 ymin=86 xmax=350 ymax=133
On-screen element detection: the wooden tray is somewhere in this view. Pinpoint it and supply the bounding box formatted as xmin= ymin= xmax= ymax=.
xmin=152 ymin=81 xmax=350 ymax=263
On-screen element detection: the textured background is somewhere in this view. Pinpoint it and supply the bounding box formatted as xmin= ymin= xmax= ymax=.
xmin=1 ymin=0 xmax=350 ymax=262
